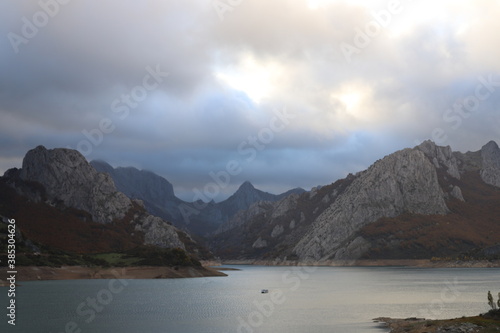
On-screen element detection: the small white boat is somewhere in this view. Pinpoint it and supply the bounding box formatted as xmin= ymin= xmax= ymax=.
xmin=261 ymin=289 xmax=269 ymax=294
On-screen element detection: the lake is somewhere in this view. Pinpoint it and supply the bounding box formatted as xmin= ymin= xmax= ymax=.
xmin=1 ymin=266 xmax=498 ymax=332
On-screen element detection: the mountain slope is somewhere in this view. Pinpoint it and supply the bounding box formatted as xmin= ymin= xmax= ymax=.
xmin=0 ymin=176 xmax=143 ymax=253
xmin=293 ymin=147 xmax=449 ymax=260
xmin=209 ymin=140 xmax=500 ymax=261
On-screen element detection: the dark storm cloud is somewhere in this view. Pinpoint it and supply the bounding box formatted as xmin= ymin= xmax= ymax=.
xmin=0 ymin=0 xmax=499 ymax=200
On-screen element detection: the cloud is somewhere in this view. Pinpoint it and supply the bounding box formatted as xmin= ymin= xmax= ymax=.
xmin=0 ymin=0 xmax=499 ymax=200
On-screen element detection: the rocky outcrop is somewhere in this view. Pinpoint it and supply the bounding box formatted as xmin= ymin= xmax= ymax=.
xmin=19 ymin=146 xmax=132 ymax=223
xmin=271 ymin=224 xmax=284 ymax=238
xmin=450 ymin=185 xmax=465 ymax=201
xmin=252 ymin=237 xmax=267 ymax=249
xmin=480 ymin=140 xmax=500 ymax=187
xmin=133 ymin=214 xmax=185 ymax=249
xmin=417 ymin=140 xmax=460 ymax=179
xmin=293 ymin=148 xmax=449 ymax=260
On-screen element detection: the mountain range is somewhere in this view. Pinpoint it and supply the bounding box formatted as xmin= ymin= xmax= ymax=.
xmin=1 ymin=140 xmax=499 ymax=263
xmin=90 ymin=160 xmax=305 ymax=236
xmin=209 ymin=140 xmax=500 ymax=261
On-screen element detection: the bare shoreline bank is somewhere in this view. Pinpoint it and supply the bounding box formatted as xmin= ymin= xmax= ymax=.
xmin=220 ymin=259 xmax=500 ymax=268
xmin=2 ymin=259 xmax=499 ymax=285
xmin=0 ymin=265 xmax=227 ymax=285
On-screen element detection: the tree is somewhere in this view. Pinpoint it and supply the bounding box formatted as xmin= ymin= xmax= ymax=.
xmin=488 ymin=291 xmax=497 ymax=310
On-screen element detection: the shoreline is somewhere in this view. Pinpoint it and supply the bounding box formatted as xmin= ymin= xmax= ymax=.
xmin=0 ymin=265 xmax=227 ymax=285
xmin=2 ymin=259 xmax=499 ymax=285
xmin=374 ymin=315 xmax=500 ymax=332
xmin=221 ymin=259 xmax=500 ymax=268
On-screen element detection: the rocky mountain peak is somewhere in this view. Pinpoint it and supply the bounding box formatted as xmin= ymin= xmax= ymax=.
xmin=7 ymin=146 xmax=190 ymax=250
xmin=226 ymin=181 xmax=262 ymax=204
xmin=480 ymin=140 xmax=500 ymax=187
xmin=91 ymin=161 xmax=176 ymax=203
xmin=483 ymin=140 xmax=499 ymax=151
xmin=416 ymin=140 xmax=460 ymax=179
xmin=238 ymin=180 xmax=255 ymax=192
xmin=220 ymin=181 xmax=262 ymax=214
xmin=18 ymin=146 xmax=132 ymax=223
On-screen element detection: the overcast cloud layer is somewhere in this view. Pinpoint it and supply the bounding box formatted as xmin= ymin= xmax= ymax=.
xmin=1 ymin=0 xmax=499 ymax=201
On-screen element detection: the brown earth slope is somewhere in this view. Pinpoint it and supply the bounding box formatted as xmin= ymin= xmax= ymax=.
xmin=0 ymin=177 xmax=144 ymax=253
xmin=359 ymin=171 xmax=500 ymax=259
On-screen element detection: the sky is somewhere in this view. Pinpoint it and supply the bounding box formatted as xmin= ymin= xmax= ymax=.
xmin=0 ymin=0 xmax=499 ymax=202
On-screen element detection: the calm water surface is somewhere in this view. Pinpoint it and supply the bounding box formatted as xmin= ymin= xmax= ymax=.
xmin=1 ymin=266 xmax=498 ymax=332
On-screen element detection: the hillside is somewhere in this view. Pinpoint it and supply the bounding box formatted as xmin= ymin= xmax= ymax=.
xmin=0 ymin=176 xmax=143 ymax=253
xmin=0 ymin=146 xmax=211 ymax=265
xmin=359 ymin=171 xmax=500 ymax=259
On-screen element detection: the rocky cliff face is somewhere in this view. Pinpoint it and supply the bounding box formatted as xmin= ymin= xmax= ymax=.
xmin=132 ymin=212 xmax=185 ymax=249
xmin=7 ymin=146 xmax=186 ymax=250
xmin=210 ymin=140 xmax=500 ymax=261
xmin=293 ymin=148 xmax=449 ymax=260
xmin=19 ymin=146 xmax=132 ymax=223
xmin=480 ymin=141 xmax=500 ymax=187
xmin=416 ymin=140 xmax=461 ymax=179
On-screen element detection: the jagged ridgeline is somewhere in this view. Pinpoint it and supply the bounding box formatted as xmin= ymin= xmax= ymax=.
xmin=90 ymin=160 xmax=305 ymax=237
